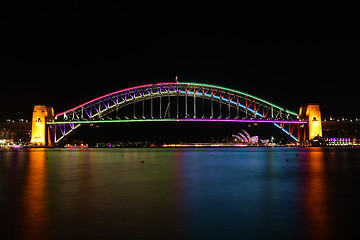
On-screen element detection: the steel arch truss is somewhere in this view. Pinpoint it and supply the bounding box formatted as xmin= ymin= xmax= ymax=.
xmin=50 ymin=82 xmax=301 ymax=143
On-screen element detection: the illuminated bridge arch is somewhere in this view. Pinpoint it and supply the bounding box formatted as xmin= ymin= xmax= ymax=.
xmin=48 ymin=82 xmax=305 ymax=143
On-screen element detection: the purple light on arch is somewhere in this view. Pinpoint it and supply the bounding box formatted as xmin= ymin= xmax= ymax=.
xmin=178 ymin=118 xmax=306 ymax=124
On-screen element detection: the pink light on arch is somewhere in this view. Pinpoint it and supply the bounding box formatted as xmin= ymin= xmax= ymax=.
xmin=56 ymin=82 xmax=177 ymax=117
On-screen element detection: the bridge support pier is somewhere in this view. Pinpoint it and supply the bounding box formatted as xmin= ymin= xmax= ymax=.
xmin=299 ymin=104 xmax=322 ymax=142
xmin=30 ymin=105 xmax=54 ymax=147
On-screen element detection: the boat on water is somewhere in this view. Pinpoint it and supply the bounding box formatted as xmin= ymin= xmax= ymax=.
xmin=65 ymin=144 xmax=88 ymax=149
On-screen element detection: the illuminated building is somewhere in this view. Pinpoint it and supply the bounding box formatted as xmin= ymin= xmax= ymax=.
xmin=30 ymin=105 xmax=54 ymax=146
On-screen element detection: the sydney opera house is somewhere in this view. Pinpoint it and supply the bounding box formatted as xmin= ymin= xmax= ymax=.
xmin=232 ymin=129 xmax=269 ymax=145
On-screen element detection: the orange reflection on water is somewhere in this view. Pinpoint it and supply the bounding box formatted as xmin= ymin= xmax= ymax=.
xmin=304 ymin=150 xmax=331 ymax=240
xmin=21 ymin=149 xmax=48 ymax=240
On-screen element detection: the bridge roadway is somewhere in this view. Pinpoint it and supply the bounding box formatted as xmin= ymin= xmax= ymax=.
xmin=46 ymin=118 xmax=307 ymax=125
xmin=45 ymin=119 xmax=360 ymax=140
xmin=47 ymin=118 xmax=307 ymax=143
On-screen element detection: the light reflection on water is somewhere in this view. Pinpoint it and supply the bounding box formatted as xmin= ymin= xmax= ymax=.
xmin=303 ymin=151 xmax=329 ymax=240
xmin=1 ymin=147 xmax=360 ymax=239
xmin=21 ymin=150 xmax=48 ymax=240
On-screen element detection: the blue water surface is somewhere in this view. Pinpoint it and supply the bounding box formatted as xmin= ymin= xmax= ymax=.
xmin=1 ymin=147 xmax=360 ymax=240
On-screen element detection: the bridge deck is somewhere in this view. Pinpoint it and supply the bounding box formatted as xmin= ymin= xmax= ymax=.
xmin=47 ymin=119 xmax=307 ymax=124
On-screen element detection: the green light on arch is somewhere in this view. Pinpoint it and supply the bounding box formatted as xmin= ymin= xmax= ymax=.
xmin=180 ymin=82 xmax=298 ymax=116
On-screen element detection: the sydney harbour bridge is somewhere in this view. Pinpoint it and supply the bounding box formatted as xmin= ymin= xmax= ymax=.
xmin=30 ymin=82 xmax=321 ymax=146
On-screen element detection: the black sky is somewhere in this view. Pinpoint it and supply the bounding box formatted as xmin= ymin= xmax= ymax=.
xmin=0 ymin=2 xmax=358 ymax=120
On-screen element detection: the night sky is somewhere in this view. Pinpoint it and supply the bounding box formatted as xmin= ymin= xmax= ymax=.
xmin=1 ymin=2 xmax=358 ymax=121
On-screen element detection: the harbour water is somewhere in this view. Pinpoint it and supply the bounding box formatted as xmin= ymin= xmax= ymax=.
xmin=1 ymin=147 xmax=360 ymax=239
